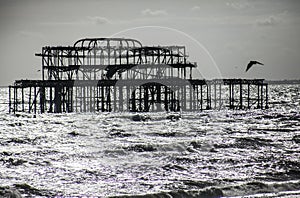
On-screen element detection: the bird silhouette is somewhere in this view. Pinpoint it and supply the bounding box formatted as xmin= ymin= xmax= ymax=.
xmin=245 ymin=61 xmax=264 ymax=72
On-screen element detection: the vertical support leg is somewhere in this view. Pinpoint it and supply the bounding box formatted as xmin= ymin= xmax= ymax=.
xmin=108 ymin=86 xmax=112 ymax=112
xmin=232 ymin=84 xmax=235 ymax=109
xmin=239 ymin=82 xmax=243 ymax=109
xmin=79 ymin=87 xmax=82 ymax=112
xmin=261 ymin=84 xmax=264 ymax=109
xmin=196 ymin=85 xmax=199 ymax=110
xmin=49 ymin=87 xmax=53 ymax=113
xmin=89 ymin=86 xmax=93 ymax=112
xmin=132 ymin=87 xmax=136 ymax=112
xmin=29 ymin=87 xmax=32 ymax=113
xmin=75 ymin=87 xmax=78 ymax=112
xmin=9 ymin=86 xmax=11 ymax=113
xmin=257 ymin=84 xmax=260 ymax=109
xmin=247 ymin=83 xmax=250 ymax=109
xmin=126 ymin=86 xmax=130 ymax=111
xmin=34 ymin=86 xmax=37 ymax=114
xmin=231 ymin=84 xmax=235 ymax=109
xmin=40 ymin=87 xmax=45 ymax=113
xmin=229 ymin=84 xmax=232 ymax=109
xmin=96 ymin=86 xmax=99 ymax=111
xmin=119 ymin=86 xmax=123 ymax=111
xmin=70 ymin=87 xmax=73 ymax=112
xmin=145 ymin=86 xmax=149 ymax=112
xmin=206 ymin=84 xmax=210 ymax=109
xmin=265 ymin=84 xmax=269 ymax=109
xmin=257 ymin=84 xmax=260 ymax=108
xmin=214 ymin=83 xmax=217 ymax=109
xmin=14 ymin=87 xmax=18 ymax=113
xmin=218 ymin=83 xmax=222 ymax=109
xmin=139 ymin=86 xmax=142 ymax=111
xmin=101 ymin=86 xmax=104 ymax=112
xmin=62 ymin=87 xmax=66 ymax=113
xmin=164 ymin=86 xmax=168 ymax=111
xmin=113 ymin=86 xmax=116 ymax=112
xmin=200 ymin=84 xmax=203 ymax=111
xmin=83 ymin=86 xmax=86 ymax=112
xmin=182 ymin=85 xmax=186 ymax=111
xmin=54 ymin=86 xmax=61 ymax=113
xmin=22 ymin=88 xmax=24 ymax=112
xmin=189 ymin=85 xmax=193 ymax=111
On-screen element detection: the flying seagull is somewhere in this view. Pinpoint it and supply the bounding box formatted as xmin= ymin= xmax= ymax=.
xmin=245 ymin=61 xmax=264 ymax=72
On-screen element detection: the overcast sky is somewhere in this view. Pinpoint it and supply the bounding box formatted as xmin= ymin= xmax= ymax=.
xmin=0 ymin=0 xmax=299 ymax=85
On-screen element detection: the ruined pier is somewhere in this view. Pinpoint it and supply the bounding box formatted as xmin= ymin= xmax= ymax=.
xmin=9 ymin=38 xmax=268 ymax=113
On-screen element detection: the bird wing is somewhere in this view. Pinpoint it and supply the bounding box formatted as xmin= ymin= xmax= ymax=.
xmin=245 ymin=62 xmax=253 ymax=72
xmin=255 ymin=61 xmax=264 ymax=65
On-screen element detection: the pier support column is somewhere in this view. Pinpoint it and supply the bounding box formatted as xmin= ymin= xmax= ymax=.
xmin=247 ymin=83 xmax=250 ymax=109
xmin=8 ymin=86 xmax=11 ymax=113
xmin=13 ymin=87 xmax=17 ymax=113
xmin=40 ymin=87 xmax=45 ymax=113
xmin=232 ymin=84 xmax=235 ymax=109
xmin=28 ymin=87 xmax=32 ymax=113
xmin=119 ymin=86 xmax=123 ymax=111
xmin=206 ymin=83 xmax=210 ymax=110
xmin=257 ymin=85 xmax=260 ymax=109
xmin=200 ymin=84 xmax=203 ymax=111
xmin=22 ymin=88 xmax=25 ymax=112
xmin=213 ymin=83 xmax=217 ymax=109
xmin=239 ymin=82 xmax=243 ymax=109
xmin=229 ymin=83 xmax=232 ymax=109
xmin=54 ymin=86 xmax=62 ymax=113
xmin=265 ymin=84 xmax=269 ymax=109
xmin=34 ymin=86 xmax=37 ymax=114
xmin=261 ymin=84 xmax=264 ymax=109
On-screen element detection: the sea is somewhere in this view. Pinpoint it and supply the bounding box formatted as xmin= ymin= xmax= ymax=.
xmin=0 ymin=84 xmax=299 ymax=198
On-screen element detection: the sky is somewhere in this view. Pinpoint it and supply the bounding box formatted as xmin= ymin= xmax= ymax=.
xmin=0 ymin=0 xmax=299 ymax=85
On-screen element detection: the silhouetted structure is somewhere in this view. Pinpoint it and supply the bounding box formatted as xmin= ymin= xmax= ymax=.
xmin=9 ymin=38 xmax=269 ymax=113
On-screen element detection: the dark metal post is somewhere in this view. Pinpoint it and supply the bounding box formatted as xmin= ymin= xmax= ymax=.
xmin=29 ymin=87 xmax=32 ymax=113
xmin=22 ymin=88 xmax=24 ymax=112
xmin=257 ymin=84 xmax=260 ymax=108
xmin=232 ymin=84 xmax=234 ymax=109
xmin=14 ymin=87 xmax=17 ymax=113
xmin=8 ymin=86 xmax=11 ymax=113
xmin=34 ymin=86 xmax=37 ymax=114
xmin=200 ymin=84 xmax=203 ymax=111
xmin=229 ymin=83 xmax=232 ymax=109
xmin=206 ymin=83 xmax=210 ymax=109
xmin=261 ymin=84 xmax=264 ymax=109
xmin=239 ymin=82 xmax=243 ymax=109
xmin=265 ymin=84 xmax=269 ymax=109
xmin=214 ymin=82 xmax=217 ymax=109
xmin=247 ymin=83 xmax=250 ymax=109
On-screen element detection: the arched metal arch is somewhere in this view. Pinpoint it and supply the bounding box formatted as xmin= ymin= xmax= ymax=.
xmin=73 ymin=38 xmax=142 ymax=49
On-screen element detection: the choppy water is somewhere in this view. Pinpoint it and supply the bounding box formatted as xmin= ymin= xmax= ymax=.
xmin=0 ymin=84 xmax=299 ymax=198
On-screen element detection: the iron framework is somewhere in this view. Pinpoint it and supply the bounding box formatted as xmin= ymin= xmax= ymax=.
xmin=9 ymin=38 xmax=269 ymax=113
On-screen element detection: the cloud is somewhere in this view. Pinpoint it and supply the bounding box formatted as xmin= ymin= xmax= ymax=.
xmin=256 ymin=15 xmax=280 ymax=26
xmin=191 ymin=6 xmax=200 ymax=11
xmin=18 ymin=31 xmax=44 ymax=39
xmin=141 ymin=9 xmax=168 ymax=17
xmin=256 ymin=11 xmax=289 ymax=27
xmin=38 ymin=16 xmax=111 ymax=26
xmin=226 ymin=1 xmax=251 ymax=10
xmin=87 ymin=16 xmax=110 ymax=25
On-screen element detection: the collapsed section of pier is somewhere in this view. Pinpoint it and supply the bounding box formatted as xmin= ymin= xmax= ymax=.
xmin=9 ymin=38 xmax=269 ymax=113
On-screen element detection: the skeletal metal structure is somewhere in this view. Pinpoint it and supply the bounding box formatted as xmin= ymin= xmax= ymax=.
xmin=9 ymin=38 xmax=269 ymax=113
